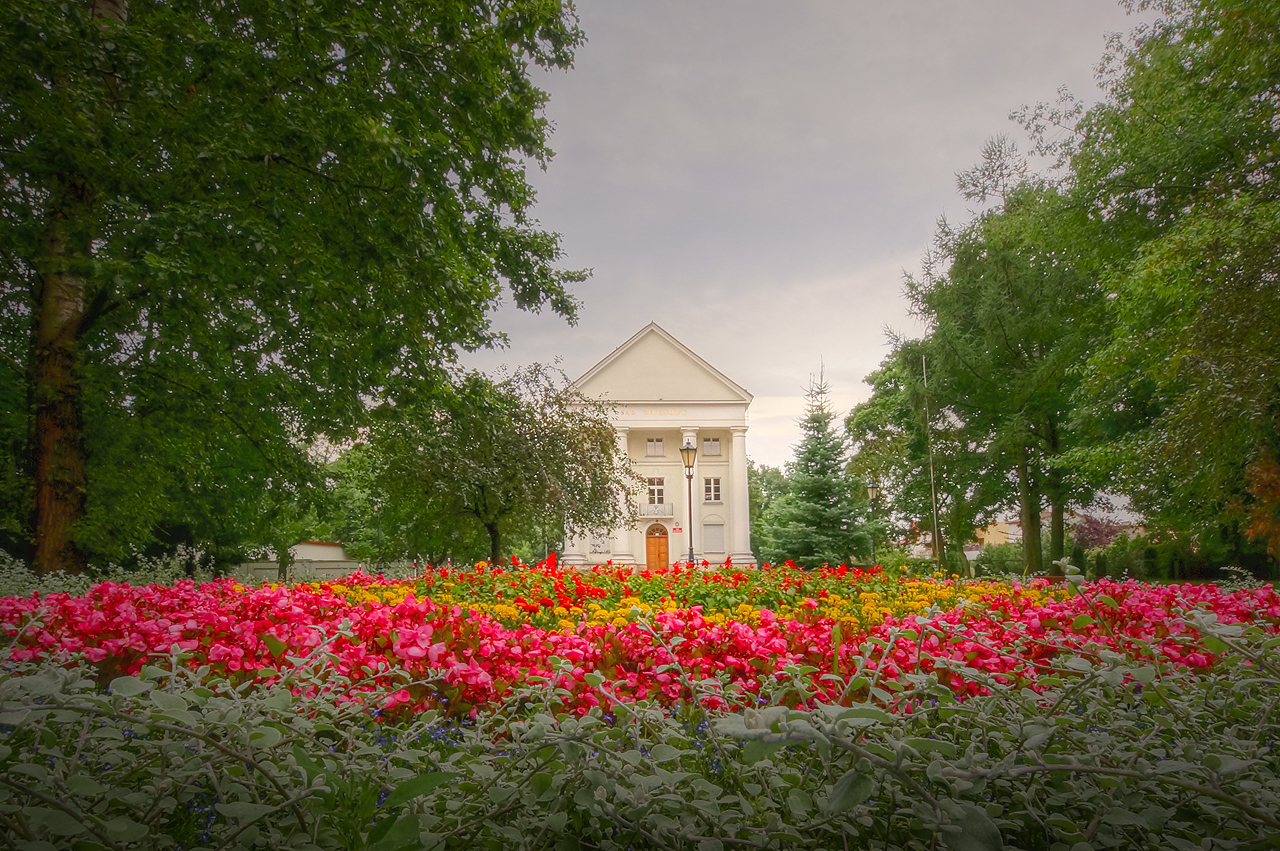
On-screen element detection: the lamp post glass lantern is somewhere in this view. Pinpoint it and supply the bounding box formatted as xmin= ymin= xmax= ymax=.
xmin=680 ymin=440 xmax=697 ymax=565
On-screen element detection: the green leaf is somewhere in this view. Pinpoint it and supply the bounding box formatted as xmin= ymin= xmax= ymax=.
xmin=249 ymin=726 xmax=283 ymax=749
xmin=383 ymin=772 xmax=460 ymax=809
xmin=28 ymin=807 xmax=87 ymax=837
xmin=649 ymin=743 xmax=681 ymax=763
xmin=903 ymin=737 xmax=958 ymax=758
xmin=1102 ymin=808 xmax=1148 ymax=827
xmin=292 ymin=744 xmax=325 ymax=785
xmin=1071 ymin=615 xmax=1095 ymax=629
xmin=1203 ymin=753 xmax=1254 ymax=775
xmin=786 ymin=788 xmax=812 ymax=818
xmin=262 ymin=634 xmax=287 ymax=657
xmin=104 ymin=816 xmax=150 ymax=842
xmin=530 ymin=774 xmax=554 ymax=798
xmin=151 ymin=691 xmax=188 ymax=712
xmin=1201 ymin=635 xmax=1231 ymax=654
xmin=66 ymin=775 xmax=106 ymax=797
xmin=1130 ymin=666 xmax=1157 ymax=684
xmin=0 ymin=709 xmax=30 ymax=727
xmin=837 ymin=706 xmax=893 ymax=724
xmin=941 ymin=801 xmax=1004 ymax=850
xmin=740 ymin=739 xmax=788 ymax=765
xmin=109 ymin=676 xmax=148 ymax=697
xmin=215 ymin=801 xmax=275 ymax=822
xmin=825 ymin=768 xmax=873 ymax=813
xmin=372 ymin=812 xmax=422 ymax=851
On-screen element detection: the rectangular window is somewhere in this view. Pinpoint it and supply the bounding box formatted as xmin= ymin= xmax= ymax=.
xmin=703 ymin=522 xmax=725 ymax=553
xmin=647 ymin=477 xmax=665 ymax=504
xmin=704 ymin=477 xmax=721 ymax=503
xmin=646 ymin=438 xmax=664 ymax=457
xmin=702 ymin=437 xmax=721 ymax=456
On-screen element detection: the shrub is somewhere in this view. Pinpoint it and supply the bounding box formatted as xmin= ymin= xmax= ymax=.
xmin=971 ymin=542 xmax=1022 ymax=578
xmin=4 ymin=605 xmax=1277 ymax=849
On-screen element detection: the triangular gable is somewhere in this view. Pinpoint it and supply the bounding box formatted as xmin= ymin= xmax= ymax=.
xmin=574 ymin=323 xmax=753 ymax=403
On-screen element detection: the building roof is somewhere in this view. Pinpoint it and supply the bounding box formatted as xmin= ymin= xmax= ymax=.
xmin=572 ymin=322 xmax=753 ymax=404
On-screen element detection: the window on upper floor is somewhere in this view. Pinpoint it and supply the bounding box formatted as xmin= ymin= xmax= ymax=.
xmin=702 ymin=437 xmax=721 ymax=456
xmin=647 ymin=477 xmax=665 ymax=504
xmin=704 ymin=477 xmax=721 ymax=503
xmin=646 ymin=438 xmax=664 ymax=457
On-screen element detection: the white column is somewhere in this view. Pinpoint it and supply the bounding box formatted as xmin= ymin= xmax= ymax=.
xmin=681 ymin=428 xmax=701 ymax=563
xmin=562 ymin=533 xmax=588 ymax=566
xmin=729 ymin=426 xmax=753 ymax=563
xmin=611 ymin=427 xmax=635 ymax=564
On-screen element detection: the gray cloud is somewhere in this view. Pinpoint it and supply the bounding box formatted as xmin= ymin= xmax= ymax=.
xmin=463 ymin=0 xmax=1149 ymax=467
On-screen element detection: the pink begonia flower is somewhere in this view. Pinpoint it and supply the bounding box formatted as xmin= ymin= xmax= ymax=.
xmin=3 ymin=573 xmax=1278 ymax=715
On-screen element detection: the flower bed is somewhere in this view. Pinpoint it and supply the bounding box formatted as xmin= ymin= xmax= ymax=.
xmin=3 ymin=560 xmax=1277 ymax=717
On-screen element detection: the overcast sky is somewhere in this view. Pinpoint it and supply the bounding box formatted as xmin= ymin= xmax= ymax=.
xmin=462 ymin=0 xmax=1149 ymax=469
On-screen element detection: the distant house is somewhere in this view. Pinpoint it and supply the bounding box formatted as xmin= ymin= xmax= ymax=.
xmin=292 ymin=541 xmax=349 ymax=561
xmin=563 ymin=323 xmax=754 ymax=569
xmin=976 ymin=520 xmax=1022 ymax=548
xmin=238 ymin=541 xmax=360 ymax=581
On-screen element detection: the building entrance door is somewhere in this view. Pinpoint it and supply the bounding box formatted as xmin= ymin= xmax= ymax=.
xmin=645 ymin=525 xmax=669 ymax=571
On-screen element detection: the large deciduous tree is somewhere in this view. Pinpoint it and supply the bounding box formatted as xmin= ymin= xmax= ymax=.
xmin=847 ymin=347 xmax=1003 ymax=574
xmin=1052 ymin=0 xmax=1280 ymax=549
xmin=853 ymin=140 xmax=1107 ymax=576
xmin=906 ymin=169 xmax=1106 ymax=574
xmin=0 ymin=0 xmax=586 ymax=572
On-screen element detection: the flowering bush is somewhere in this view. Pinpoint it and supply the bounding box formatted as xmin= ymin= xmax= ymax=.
xmin=3 ymin=560 xmax=1277 ymax=717
xmin=1 ymin=618 xmax=1278 ymax=850
xmin=3 ymin=561 xmax=1280 ymax=849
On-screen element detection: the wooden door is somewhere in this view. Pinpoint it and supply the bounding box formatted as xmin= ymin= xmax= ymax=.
xmin=646 ymin=525 xmax=669 ymax=571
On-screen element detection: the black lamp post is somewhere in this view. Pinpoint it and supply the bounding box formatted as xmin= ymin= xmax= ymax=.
xmin=866 ymin=482 xmax=881 ymax=566
xmin=680 ymin=439 xmax=697 ymax=565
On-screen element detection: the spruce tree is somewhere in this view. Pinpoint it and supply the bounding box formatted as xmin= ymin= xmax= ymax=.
xmin=760 ymin=373 xmax=867 ymax=567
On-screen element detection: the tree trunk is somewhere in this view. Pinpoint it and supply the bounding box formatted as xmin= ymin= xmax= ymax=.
xmin=1043 ymin=417 xmax=1066 ymax=571
xmin=1016 ymin=445 xmax=1042 ymax=576
xmin=31 ymin=180 xmax=94 ymax=575
xmin=1049 ymin=496 xmax=1066 ymax=573
xmin=486 ymin=523 xmax=502 ymax=566
xmin=30 ymin=0 xmax=127 ymax=575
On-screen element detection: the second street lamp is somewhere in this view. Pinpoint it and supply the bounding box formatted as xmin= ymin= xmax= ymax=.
xmin=680 ymin=439 xmax=697 ymax=565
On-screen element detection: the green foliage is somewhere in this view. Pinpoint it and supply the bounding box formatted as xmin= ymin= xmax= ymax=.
xmin=4 ymin=612 xmax=1279 ymax=848
xmin=910 ymin=170 xmax=1106 ymax=573
xmin=760 ymin=375 xmax=868 ymax=567
xmin=1029 ymin=0 xmax=1280 ymax=547
xmin=338 ymin=365 xmax=637 ymax=566
xmin=748 ymin=461 xmax=789 ymax=563
xmin=971 ymin=543 xmax=1024 ymax=579
xmin=0 ymin=548 xmax=217 ymax=599
xmin=0 ymin=0 xmax=586 ymax=571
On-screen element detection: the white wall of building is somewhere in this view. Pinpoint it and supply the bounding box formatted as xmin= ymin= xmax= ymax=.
xmin=565 ymin=323 xmax=754 ymax=568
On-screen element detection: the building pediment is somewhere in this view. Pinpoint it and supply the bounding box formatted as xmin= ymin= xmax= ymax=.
xmin=573 ymin=323 xmax=752 ymax=404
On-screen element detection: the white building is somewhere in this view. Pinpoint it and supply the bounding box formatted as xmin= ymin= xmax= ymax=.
xmin=563 ymin=323 xmax=754 ymax=569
